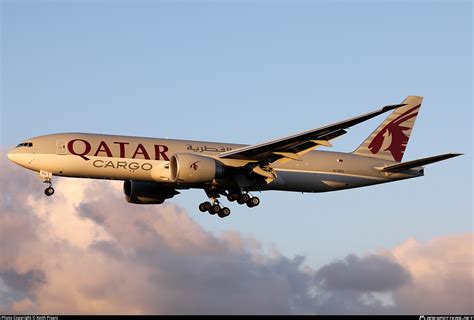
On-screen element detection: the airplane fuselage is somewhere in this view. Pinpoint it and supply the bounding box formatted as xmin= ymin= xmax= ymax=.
xmin=7 ymin=132 xmax=422 ymax=194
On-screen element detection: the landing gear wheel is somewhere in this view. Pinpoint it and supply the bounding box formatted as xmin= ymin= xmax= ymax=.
xmin=44 ymin=186 xmax=55 ymax=196
xmin=218 ymin=207 xmax=231 ymax=218
xmin=227 ymin=193 xmax=239 ymax=202
xmin=199 ymin=201 xmax=212 ymax=212
xmin=247 ymin=196 xmax=260 ymax=208
xmin=209 ymin=204 xmax=221 ymax=215
xmin=237 ymin=193 xmax=250 ymax=204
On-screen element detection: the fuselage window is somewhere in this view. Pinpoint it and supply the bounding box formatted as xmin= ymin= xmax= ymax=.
xmin=337 ymin=159 xmax=344 ymax=163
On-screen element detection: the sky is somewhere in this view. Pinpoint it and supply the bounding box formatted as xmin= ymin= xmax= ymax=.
xmin=1 ymin=0 xmax=472 ymax=314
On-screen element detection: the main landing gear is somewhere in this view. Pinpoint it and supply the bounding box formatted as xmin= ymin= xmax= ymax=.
xmin=198 ymin=200 xmax=231 ymax=219
xmin=227 ymin=192 xmax=260 ymax=208
xmin=198 ymin=191 xmax=260 ymax=218
xmin=39 ymin=170 xmax=54 ymax=197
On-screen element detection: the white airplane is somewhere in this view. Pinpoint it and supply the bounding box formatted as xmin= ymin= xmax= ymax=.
xmin=7 ymin=96 xmax=461 ymax=218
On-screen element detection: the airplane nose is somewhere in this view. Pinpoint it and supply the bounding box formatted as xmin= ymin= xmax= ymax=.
xmin=7 ymin=145 xmax=36 ymax=169
xmin=7 ymin=149 xmax=17 ymax=163
xmin=7 ymin=148 xmax=26 ymax=166
xmin=7 ymin=148 xmax=32 ymax=168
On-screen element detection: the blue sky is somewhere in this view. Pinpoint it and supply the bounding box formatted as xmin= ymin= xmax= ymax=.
xmin=1 ymin=1 xmax=472 ymax=269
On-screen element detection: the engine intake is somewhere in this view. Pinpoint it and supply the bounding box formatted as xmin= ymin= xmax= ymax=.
xmin=123 ymin=180 xmax=179 ymax=204
xmin=170 ymin=153 xmax=223 ymax=184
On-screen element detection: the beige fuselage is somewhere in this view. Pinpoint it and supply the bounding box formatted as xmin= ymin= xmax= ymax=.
xmin=7 ymin=133 xmax=421 ymax=193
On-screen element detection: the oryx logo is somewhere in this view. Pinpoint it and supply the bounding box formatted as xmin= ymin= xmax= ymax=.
xmin=368 ymin=105 xmax=420 ymax=162
xmin=190 ymin=161 xmax=200 ymax=171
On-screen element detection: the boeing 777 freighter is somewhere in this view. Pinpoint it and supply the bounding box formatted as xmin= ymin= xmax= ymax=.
xmin=7 ymin=96 xmax=461 ymax=218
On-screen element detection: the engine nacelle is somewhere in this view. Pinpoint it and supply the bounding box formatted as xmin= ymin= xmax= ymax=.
xmin=123 ymin=180 xmax=179 ymax=204
xmin=170 ymin=153 xmax=223 ymax=184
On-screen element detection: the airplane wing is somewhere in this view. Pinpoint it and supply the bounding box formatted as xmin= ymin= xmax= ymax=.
xmin=219 ymin=103 xmax=405 ymax=162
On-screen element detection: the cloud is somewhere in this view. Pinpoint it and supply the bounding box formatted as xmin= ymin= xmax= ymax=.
xmin=390 ymin=234 xmax=474 ymax=314
xmin=314 ymin=254 xmax=411 ymax=292
xmin=0 ymin=154 xmax=472 ymax=314
xmin=0 ymin=156 xmax=312 ymax=314
xmin=310 ymin=235 xmax=474 ymax=314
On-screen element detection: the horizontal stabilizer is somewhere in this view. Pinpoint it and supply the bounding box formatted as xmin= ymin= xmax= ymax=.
xmin=379 ymin=153 xmax=463 ymax=173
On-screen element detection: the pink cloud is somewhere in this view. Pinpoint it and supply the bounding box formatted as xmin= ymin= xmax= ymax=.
xmin=390 ymin=234 xmax=474 ymax=314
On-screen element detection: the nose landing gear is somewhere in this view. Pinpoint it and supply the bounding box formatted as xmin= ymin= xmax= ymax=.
xmin=39 ymin=171 xmax=54 ymax=197
xmin=44 ymin=185 xmax=55 ymax=196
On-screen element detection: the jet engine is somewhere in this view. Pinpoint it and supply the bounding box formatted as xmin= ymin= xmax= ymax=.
xmin=123 ymin=180 xmax=179 ymax=204
xmin=170 ymin=153 xmax=224 ymax=184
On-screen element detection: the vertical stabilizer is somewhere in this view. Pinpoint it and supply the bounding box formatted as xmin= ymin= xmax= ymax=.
xmin=353 ymin=96 xmax=423 ymax=162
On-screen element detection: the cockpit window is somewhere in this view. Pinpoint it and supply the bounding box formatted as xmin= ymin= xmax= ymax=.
xmin=16 ymin=142 xmax=33 ymax=148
